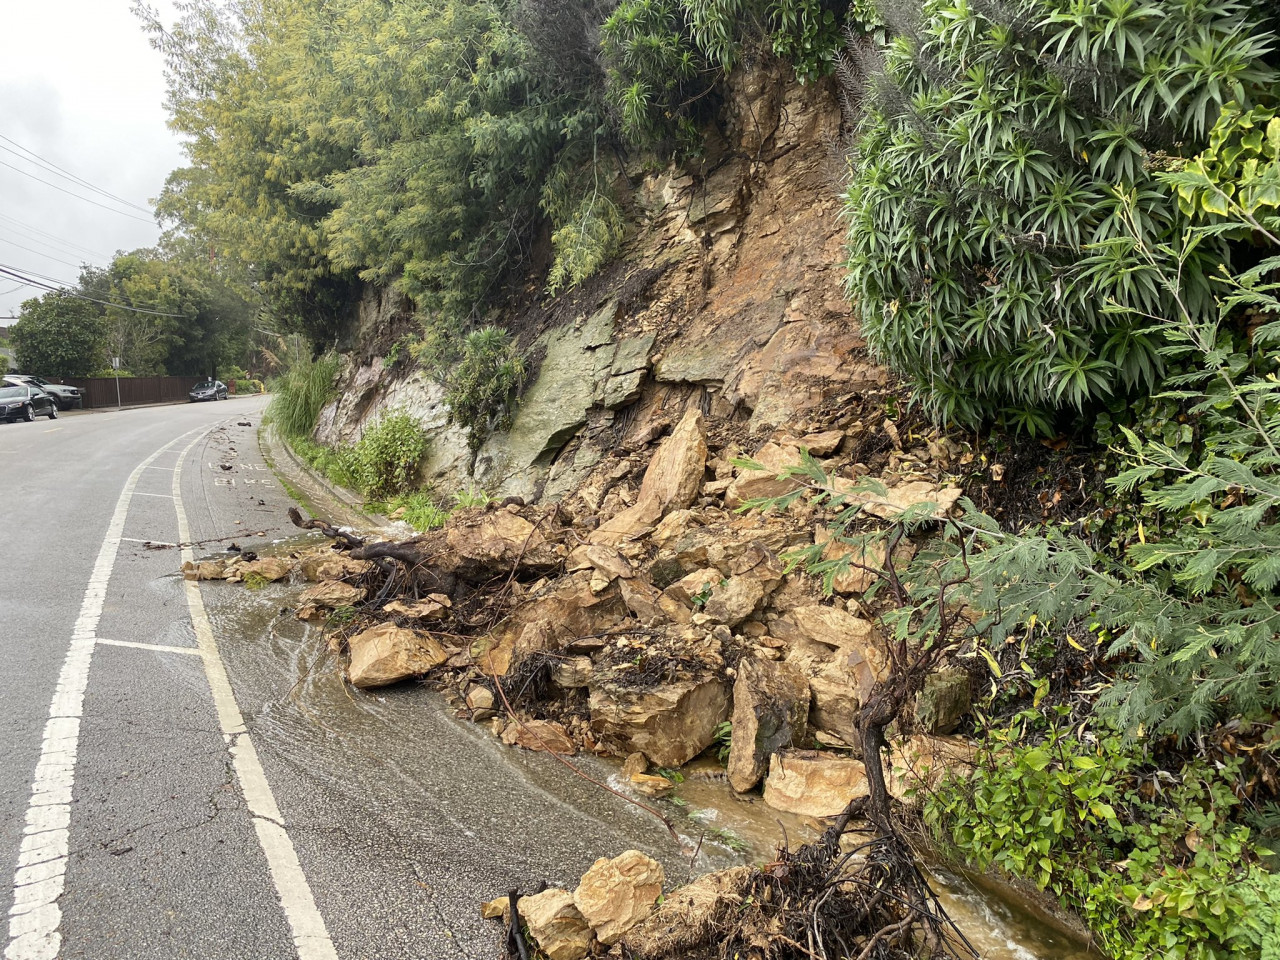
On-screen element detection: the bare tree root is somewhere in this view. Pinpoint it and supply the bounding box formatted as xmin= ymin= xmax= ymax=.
xmin=715 ymin=805 xmax=978 ymax=960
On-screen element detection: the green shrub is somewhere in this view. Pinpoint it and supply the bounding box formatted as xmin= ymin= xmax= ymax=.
xmin=440 ymin=327 xmax=526 ymax=454
xmin=926 ymin=714 xmax=1280 ymax=960
xmin=843 ymin=0 xmax=1279 ymax=432
xmin=350 ymin=411 xmax=427 ymax=500
xmin=266 ymin=351 xmax=339 ymax=439
xmin=233 ymin=378 xmax=264 ymax=395
xmin=289 ymin=435 xmax=361 ymax=491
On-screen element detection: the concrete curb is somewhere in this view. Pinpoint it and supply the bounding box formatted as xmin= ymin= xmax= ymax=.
xmin=258 ymin=423 xmax=387 ymax=531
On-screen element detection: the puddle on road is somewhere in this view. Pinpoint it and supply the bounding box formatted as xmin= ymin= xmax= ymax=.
xmin=202 ymin=549 xmax=1092 ymax=960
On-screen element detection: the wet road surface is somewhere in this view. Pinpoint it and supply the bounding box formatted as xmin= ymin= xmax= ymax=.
xmin=0 ymin=401 xmax=702 ymax=960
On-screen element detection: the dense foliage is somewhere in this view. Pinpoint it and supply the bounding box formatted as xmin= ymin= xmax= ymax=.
xmin=844 ymin=0 xmax=1280 ymax=432
xmin=11 ymin=292 xmax=106 ymax=378
xmin=139 ymin=0 xmax=865 ymax=351
xmin=926 ymin=714 xmax=1280 ymax=960
xmin=11 ymin=251 xmax=259 ymax=379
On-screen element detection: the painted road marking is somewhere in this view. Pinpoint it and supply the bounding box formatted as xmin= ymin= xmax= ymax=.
xmin=118 ymin=537 xmax=178 ymax=547
xmin=172 ymin=434 xmax=339 ymax=960
xmin=133 ymin=492 xmax=178 ymax=500
xmin=4 ymin=427 xmax=204 ymax=960
xmin=94 ymin=639 xmax=201 ymax=657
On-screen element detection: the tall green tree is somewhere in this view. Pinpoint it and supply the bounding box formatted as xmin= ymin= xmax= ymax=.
xmin=11 ymin=292 xmax=106 ymax=377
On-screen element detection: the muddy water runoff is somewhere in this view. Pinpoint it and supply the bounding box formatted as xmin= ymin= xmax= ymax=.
xmin=213 ymin=541 xmax=1091 ymax=960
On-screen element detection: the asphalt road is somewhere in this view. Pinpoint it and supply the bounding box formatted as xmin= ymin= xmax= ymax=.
xmin=0 ymin=399 xmax=711 ymax=960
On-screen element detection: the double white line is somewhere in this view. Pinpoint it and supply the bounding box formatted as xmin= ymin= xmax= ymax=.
xmin=5 ymin=425 xmax=337 ymax=960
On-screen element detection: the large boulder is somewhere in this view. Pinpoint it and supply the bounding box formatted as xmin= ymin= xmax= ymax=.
xmin=592 ymin=408 xmax=707 ymax=545
xmin=518 ymin=889 xmax=594 ymax=960
xmin=298 ymin=552 xmax=372 ymax=582
xmin=762 ymin=750 xmax=868 ymax=817
xmin=446 ymin=507 xmax=564 ymax=574
xmin=347 ymin=623 xmax=448 ymax=688
xmin=589 ymin=675 xmax=730 ymax=768
xmin=727 ymin=658 xmax=810 ymax=793
xmin=298 ymin=580 xmax=366 ymax=608
xmin=775 ymin=605 xmax=885 ymax=748
xmin=573 ymin=850 xmax=665 ymax=945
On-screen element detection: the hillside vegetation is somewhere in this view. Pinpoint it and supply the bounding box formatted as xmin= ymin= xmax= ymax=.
xmin=147 ymin=1 xmax=1280 ymax=956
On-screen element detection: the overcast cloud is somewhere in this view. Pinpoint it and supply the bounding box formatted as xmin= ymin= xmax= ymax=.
xmin=0 ymin=1 xmax=185 ymax=319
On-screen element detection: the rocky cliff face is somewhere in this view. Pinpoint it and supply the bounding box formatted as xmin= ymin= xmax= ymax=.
xmin=314 ymin=64 xmax=883 ymax=502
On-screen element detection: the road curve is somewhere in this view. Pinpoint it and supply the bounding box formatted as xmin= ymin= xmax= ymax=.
xmin=0 ymin=399 xmax=705 ymax=960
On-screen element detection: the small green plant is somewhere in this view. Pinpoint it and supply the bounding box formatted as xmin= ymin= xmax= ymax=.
xmin=689 ymin=581 xmax=716 ymax=609
xmin=242 ymin=571 xmax=269 ymax=590
xmin=712 ymin=720 xmax=732 ymax=765
xmin=438 ymin=327 xmax=525 ymax=455
xmin=326 ymin=605 xmax=359 ymax=627
xmin=370 ymin=491 xmax=451 ymax=531
xmin=452 ymin=485 xmax=493 ymax=509
xmin=350 ymin=411 xmax=427 ymax=500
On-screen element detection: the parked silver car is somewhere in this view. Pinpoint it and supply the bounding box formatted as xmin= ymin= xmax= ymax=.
xmin=4 ymin=375 xmax=82 ymax=410
xmin=189 ymin=380 xmax=229 ymax=402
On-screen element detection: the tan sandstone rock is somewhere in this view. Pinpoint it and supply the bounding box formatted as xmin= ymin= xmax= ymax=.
xmin=573 ymin=850 xmax=665 ymax=945
xmin=727 ymin=658 xmax=810 ymax=793
xmin=518 ymin=889 xmax=594 ymax=960
xmin=763 ymin=750 xmax=869 ymax=817
xmin=347 ymin=623 xmax=448 ymax=688
xmin=501 ymin=719 xmax=577 ymax=756
xmin=618 ymin=866 xmax=752 ymax=958
xmin=298 ymin=580 xmax=366 ymax=609
xmin=589 ymin=676 xmax=730 ymax=768
xmin=592 ymin=409 xmax=707 ymax=545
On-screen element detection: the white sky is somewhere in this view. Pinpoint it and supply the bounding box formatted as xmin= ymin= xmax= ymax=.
xmin=0 ymin=1 xmax=184 ymax=319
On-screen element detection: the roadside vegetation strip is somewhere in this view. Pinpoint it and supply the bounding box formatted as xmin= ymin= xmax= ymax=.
xmin=3 ymin=426 xmax=204 ymax=960
xmin=171 ymin=431 xmax=339 ymax=960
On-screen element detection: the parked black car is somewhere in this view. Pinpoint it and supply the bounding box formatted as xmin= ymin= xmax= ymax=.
xmin=189 ymin=380 xmax=229 ymax=402
xmin=0 ymin=384 xmax=58 ymax=421
xmin=4 ymin=374 xmax=82 ymax=409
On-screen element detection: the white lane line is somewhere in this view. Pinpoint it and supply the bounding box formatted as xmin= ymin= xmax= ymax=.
xmin=133 ymin=493 xmax=178 ymax=500
xmin=4 ymin=427 xmax=205 ymax=960
xmin=171 ymin=434 xmax=339 ymax=960
xmin=119 ymin=537 xmax=178 ymax=547
xmin=93 ymin=639 xmax=201 ymax=657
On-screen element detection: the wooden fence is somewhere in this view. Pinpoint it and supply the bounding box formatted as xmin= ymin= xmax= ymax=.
xmin=55 ymin=376 xmax=207 ymax=409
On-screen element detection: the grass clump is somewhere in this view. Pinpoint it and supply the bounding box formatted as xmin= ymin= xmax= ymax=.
xmin=266 ymin=351 xmax=340 ymax=439
xmin=368 ymin=491 xmax=451 ymax=532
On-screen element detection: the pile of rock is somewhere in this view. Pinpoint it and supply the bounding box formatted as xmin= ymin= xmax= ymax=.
xmin=210 ymin=401 xmax=978 ymax=819
xmin=482 ymin=850 xmax=666 ymax=959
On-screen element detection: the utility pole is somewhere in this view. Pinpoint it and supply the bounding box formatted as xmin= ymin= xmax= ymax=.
xmin=112 ymin=356 xmax=122 ymax=410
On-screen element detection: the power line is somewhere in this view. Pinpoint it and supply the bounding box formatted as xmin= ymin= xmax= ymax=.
xmin=0 ymin=134 xmax=153 ymax=214
xmin=0 ymin=236 xmax=97 ymax=272
xmin=0 ymin=212 xmax=117 ymax=262
xmin=0 ymin=260 xmax=193 ymax=315
xmin=0 ymin=265 xmax=190 ymax=319
xmin=0 ymin=161 xmax=156 ymax=224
